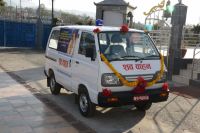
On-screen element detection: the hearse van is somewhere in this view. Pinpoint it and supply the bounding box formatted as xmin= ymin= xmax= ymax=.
xmin=44 ymin=25 xmax=169 ymax=117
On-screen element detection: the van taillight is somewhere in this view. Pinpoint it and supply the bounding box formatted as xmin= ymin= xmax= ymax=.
xmin=102 ymin=88 xmax=112 ymax=97
xmin=162 ymin=83 xmax=169 ymax=91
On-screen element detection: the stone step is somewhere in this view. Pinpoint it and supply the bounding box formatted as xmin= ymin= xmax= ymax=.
xmin=189 ymin=79 xmax=200 ymax=88
xmin=172 ymin=75 xmax=190 ymax=85
xmin=180 ymin=69 xmax=200 ymax=79
xmin=187 ymin=64 xmax=200 ymax=70
xmin=193 ymin=59 xmax=200 ymax=65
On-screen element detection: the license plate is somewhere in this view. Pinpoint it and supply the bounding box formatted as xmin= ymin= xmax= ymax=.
xmin=133 ymin=95 xmax=149 ymax=102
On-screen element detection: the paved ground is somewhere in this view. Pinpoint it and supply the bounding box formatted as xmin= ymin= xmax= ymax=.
xmin=0 ymin=49 xmax=200 ymax=133
xmin=0 ymin=68 xmax=84 ymax=133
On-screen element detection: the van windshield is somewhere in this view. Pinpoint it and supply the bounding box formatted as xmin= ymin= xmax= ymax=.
xmin=98 ymin=31 xmax=160 ymax=61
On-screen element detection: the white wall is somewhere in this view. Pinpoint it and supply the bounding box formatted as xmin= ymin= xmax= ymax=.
xmin=103 ymin=11 xmax=123 ymax=27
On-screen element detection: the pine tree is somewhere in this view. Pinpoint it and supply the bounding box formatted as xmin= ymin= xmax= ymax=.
xmin=0 ymin=0 xmax=5 ymax=7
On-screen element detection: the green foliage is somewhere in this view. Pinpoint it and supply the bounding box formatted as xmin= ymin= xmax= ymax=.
xmin=191 ymin=24 xmax=200 ymax=34
xmin=0 ymin=2 xmax=93 ymax=25
xmin=133 ymin=22 xmax=145 ymax=30
xmin=0 ymin=0 xmax=5 ymax=7
xmin=153 ymin=23 xmax=160 ymax=30
xmin=60 ymin=12 xmax=93 ymax=25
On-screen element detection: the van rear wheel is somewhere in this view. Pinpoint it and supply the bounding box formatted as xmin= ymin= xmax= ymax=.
xmin=78 ymin=91 xmax=95 ymax=117
xmin=49 ymin=73 xmax=61 ymax=95
xmin=135 ymin=102 xmax=152 ymax=111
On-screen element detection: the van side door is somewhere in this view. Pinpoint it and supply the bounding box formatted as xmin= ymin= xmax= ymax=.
xmin=45 ymin=29 xmax=62 ymax=84
xmin=56 ymin=28 xmax=79 ymax=90
xmin=71 ymin=31 xmax=99 ymax=101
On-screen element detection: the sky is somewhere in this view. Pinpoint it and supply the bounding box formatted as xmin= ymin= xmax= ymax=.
xmin=5 ymin=0 xmax=200 ymax=25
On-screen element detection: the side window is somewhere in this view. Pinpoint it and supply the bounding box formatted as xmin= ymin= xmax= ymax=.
xmin=99 ymin=33 xmax=107 ymax=45
xmin=49 ymin=30 xmax=60 ymax=49
xmin=57 ymin=28 xmax=78 ymax=55
xmin=78 ymin=32 xmax=96 ymax=57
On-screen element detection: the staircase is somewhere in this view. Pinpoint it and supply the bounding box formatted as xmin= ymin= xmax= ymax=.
xmin=172 ymin=59 xmax=200 ymax=87
xmin=189 ymin=59 xmax=200 ymax=87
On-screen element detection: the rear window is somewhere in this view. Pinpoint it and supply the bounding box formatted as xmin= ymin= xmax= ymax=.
xmin=48 ymin=30 xmax=60 ymax=49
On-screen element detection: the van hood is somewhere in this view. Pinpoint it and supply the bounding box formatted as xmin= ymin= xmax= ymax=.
xmin=100 ymin=60 xmax=161 ymax=80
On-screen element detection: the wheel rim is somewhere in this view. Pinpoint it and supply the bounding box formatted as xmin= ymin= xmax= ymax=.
xmin=50 ymin=76 xmax=55 ymax=90
xmin=79 ymin=94 xmax=88 ymax=113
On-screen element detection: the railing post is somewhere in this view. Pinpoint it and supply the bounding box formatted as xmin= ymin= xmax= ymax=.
xmin=191 ymin=44 xmax=200 ymax=80
xmin=191 ymin=47 xmax=196 ymax=80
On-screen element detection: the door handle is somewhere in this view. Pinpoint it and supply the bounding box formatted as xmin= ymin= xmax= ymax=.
xmin=75 ymin=61 xmax=79 ymax=64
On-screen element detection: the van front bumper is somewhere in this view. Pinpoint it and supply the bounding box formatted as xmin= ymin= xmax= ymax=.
xmin=98 ymin=88 xmax=169 ymax=107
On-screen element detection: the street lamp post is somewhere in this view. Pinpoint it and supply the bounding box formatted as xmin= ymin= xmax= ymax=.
xmin=35 ymin=0 xmax=43 ymax=49
xmin=39 ymin=0 xmax=40 ymax=19
xmin=20 ymin=0 xmax=22 ymax=22
xmin=51 ymin=0 xmax=54 ymax=27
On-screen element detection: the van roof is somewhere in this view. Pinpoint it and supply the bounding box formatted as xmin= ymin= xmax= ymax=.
xmin=52 ymin=25 xmax=144 ymax=33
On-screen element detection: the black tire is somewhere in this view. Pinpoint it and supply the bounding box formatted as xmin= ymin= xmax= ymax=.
xmin=49 ymin=73 xmax=61 ymax=95
xmin=135 ymin=102 xmax=152 ymax=111
xmin=78 ymin=91 xmax=95 ymax=117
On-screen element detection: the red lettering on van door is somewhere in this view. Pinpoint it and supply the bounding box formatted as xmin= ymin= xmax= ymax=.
xmin=59 ymin=58 xmax=69 ymax=68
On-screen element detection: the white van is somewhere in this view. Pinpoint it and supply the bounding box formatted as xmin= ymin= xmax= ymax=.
xmin=44 ymin=25 xmax=169 ymax=117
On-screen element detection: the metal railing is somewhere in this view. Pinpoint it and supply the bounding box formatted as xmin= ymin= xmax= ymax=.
xmin=149 ymin=29 xmax=171 ymax=56
xmin=191 ymin=43 xmax=200 ymax=80
xmin=149 ymin=30 xmax=200 ymax=52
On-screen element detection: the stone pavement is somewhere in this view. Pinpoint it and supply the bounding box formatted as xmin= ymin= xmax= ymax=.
xmin=0 ymin=68 xmax=92 ymax=133
xmin=0 ymin=49 xmax=200 ymax=133
xmin=168 ymin=81 xmax=200 ymax=99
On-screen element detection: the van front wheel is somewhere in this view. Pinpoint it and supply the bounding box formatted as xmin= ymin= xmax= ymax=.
xmin=78 ymin=92 xmax=95 ymax=117
xmin=49 ymin=73 xmax=61 ymax=95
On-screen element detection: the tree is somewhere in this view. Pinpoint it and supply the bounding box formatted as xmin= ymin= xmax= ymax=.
xmin=153 ymin=23 xmax=161 ymax=30
xmin=0 ymin=0 xmax=5 ymax=7
xmin=191 ymin=24 xmax=200 ymax=34
xmin=40 ymin=4 xmax=51 ymax=19
xmin=0 ymin=0 xmax=5 ymax=15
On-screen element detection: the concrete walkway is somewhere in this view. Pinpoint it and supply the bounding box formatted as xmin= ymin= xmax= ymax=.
xmin=0 ymin=68 xmax=80 ymax=133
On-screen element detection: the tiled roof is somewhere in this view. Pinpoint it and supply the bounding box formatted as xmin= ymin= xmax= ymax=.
xmin=96 ymin=0 xmax=129 ymax=6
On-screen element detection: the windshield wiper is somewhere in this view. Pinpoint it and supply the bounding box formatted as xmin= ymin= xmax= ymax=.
xmin=121 ymin=55 xmax=140 ymax=59
xmin=135 ymin=55 xmax=160 ymax=62
xmin=144 ymin=55 xmax=160 ymax=58
xmin=109 ymin=55 xmax=159 ymax=62
xmin=121 ymin=55 xmax=143 ymax=62
xmin=109 ymin=58 xmax=123 ymax=62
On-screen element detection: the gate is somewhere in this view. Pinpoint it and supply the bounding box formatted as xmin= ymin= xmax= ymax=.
xmin=0 ymin=20 xmax=51 ymax=49
xmin=0 ymin=20 xmax=4 ymax=46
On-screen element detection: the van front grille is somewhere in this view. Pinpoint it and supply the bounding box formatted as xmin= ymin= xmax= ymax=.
xmin=124 ymin=74 xmax=155 ymax=82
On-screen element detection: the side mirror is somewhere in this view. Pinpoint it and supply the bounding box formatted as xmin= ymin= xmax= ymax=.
xmin=86 ymin=47 xmax=95 ymax=61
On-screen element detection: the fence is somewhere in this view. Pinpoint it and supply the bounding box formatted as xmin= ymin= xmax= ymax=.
xmin=191 ymin=44 xmax=200 ymax=79
xmin=0 ymin=20 xmax=51 ymax=49
xmin=149 ymin=28 xmax=171 ymax=56
xmin=149 ymin=28 xmax=200 ymax=57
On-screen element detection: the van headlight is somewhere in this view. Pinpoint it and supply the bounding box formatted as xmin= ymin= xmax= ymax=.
xmin=101 ymin=73 xmax=122 ymax=87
